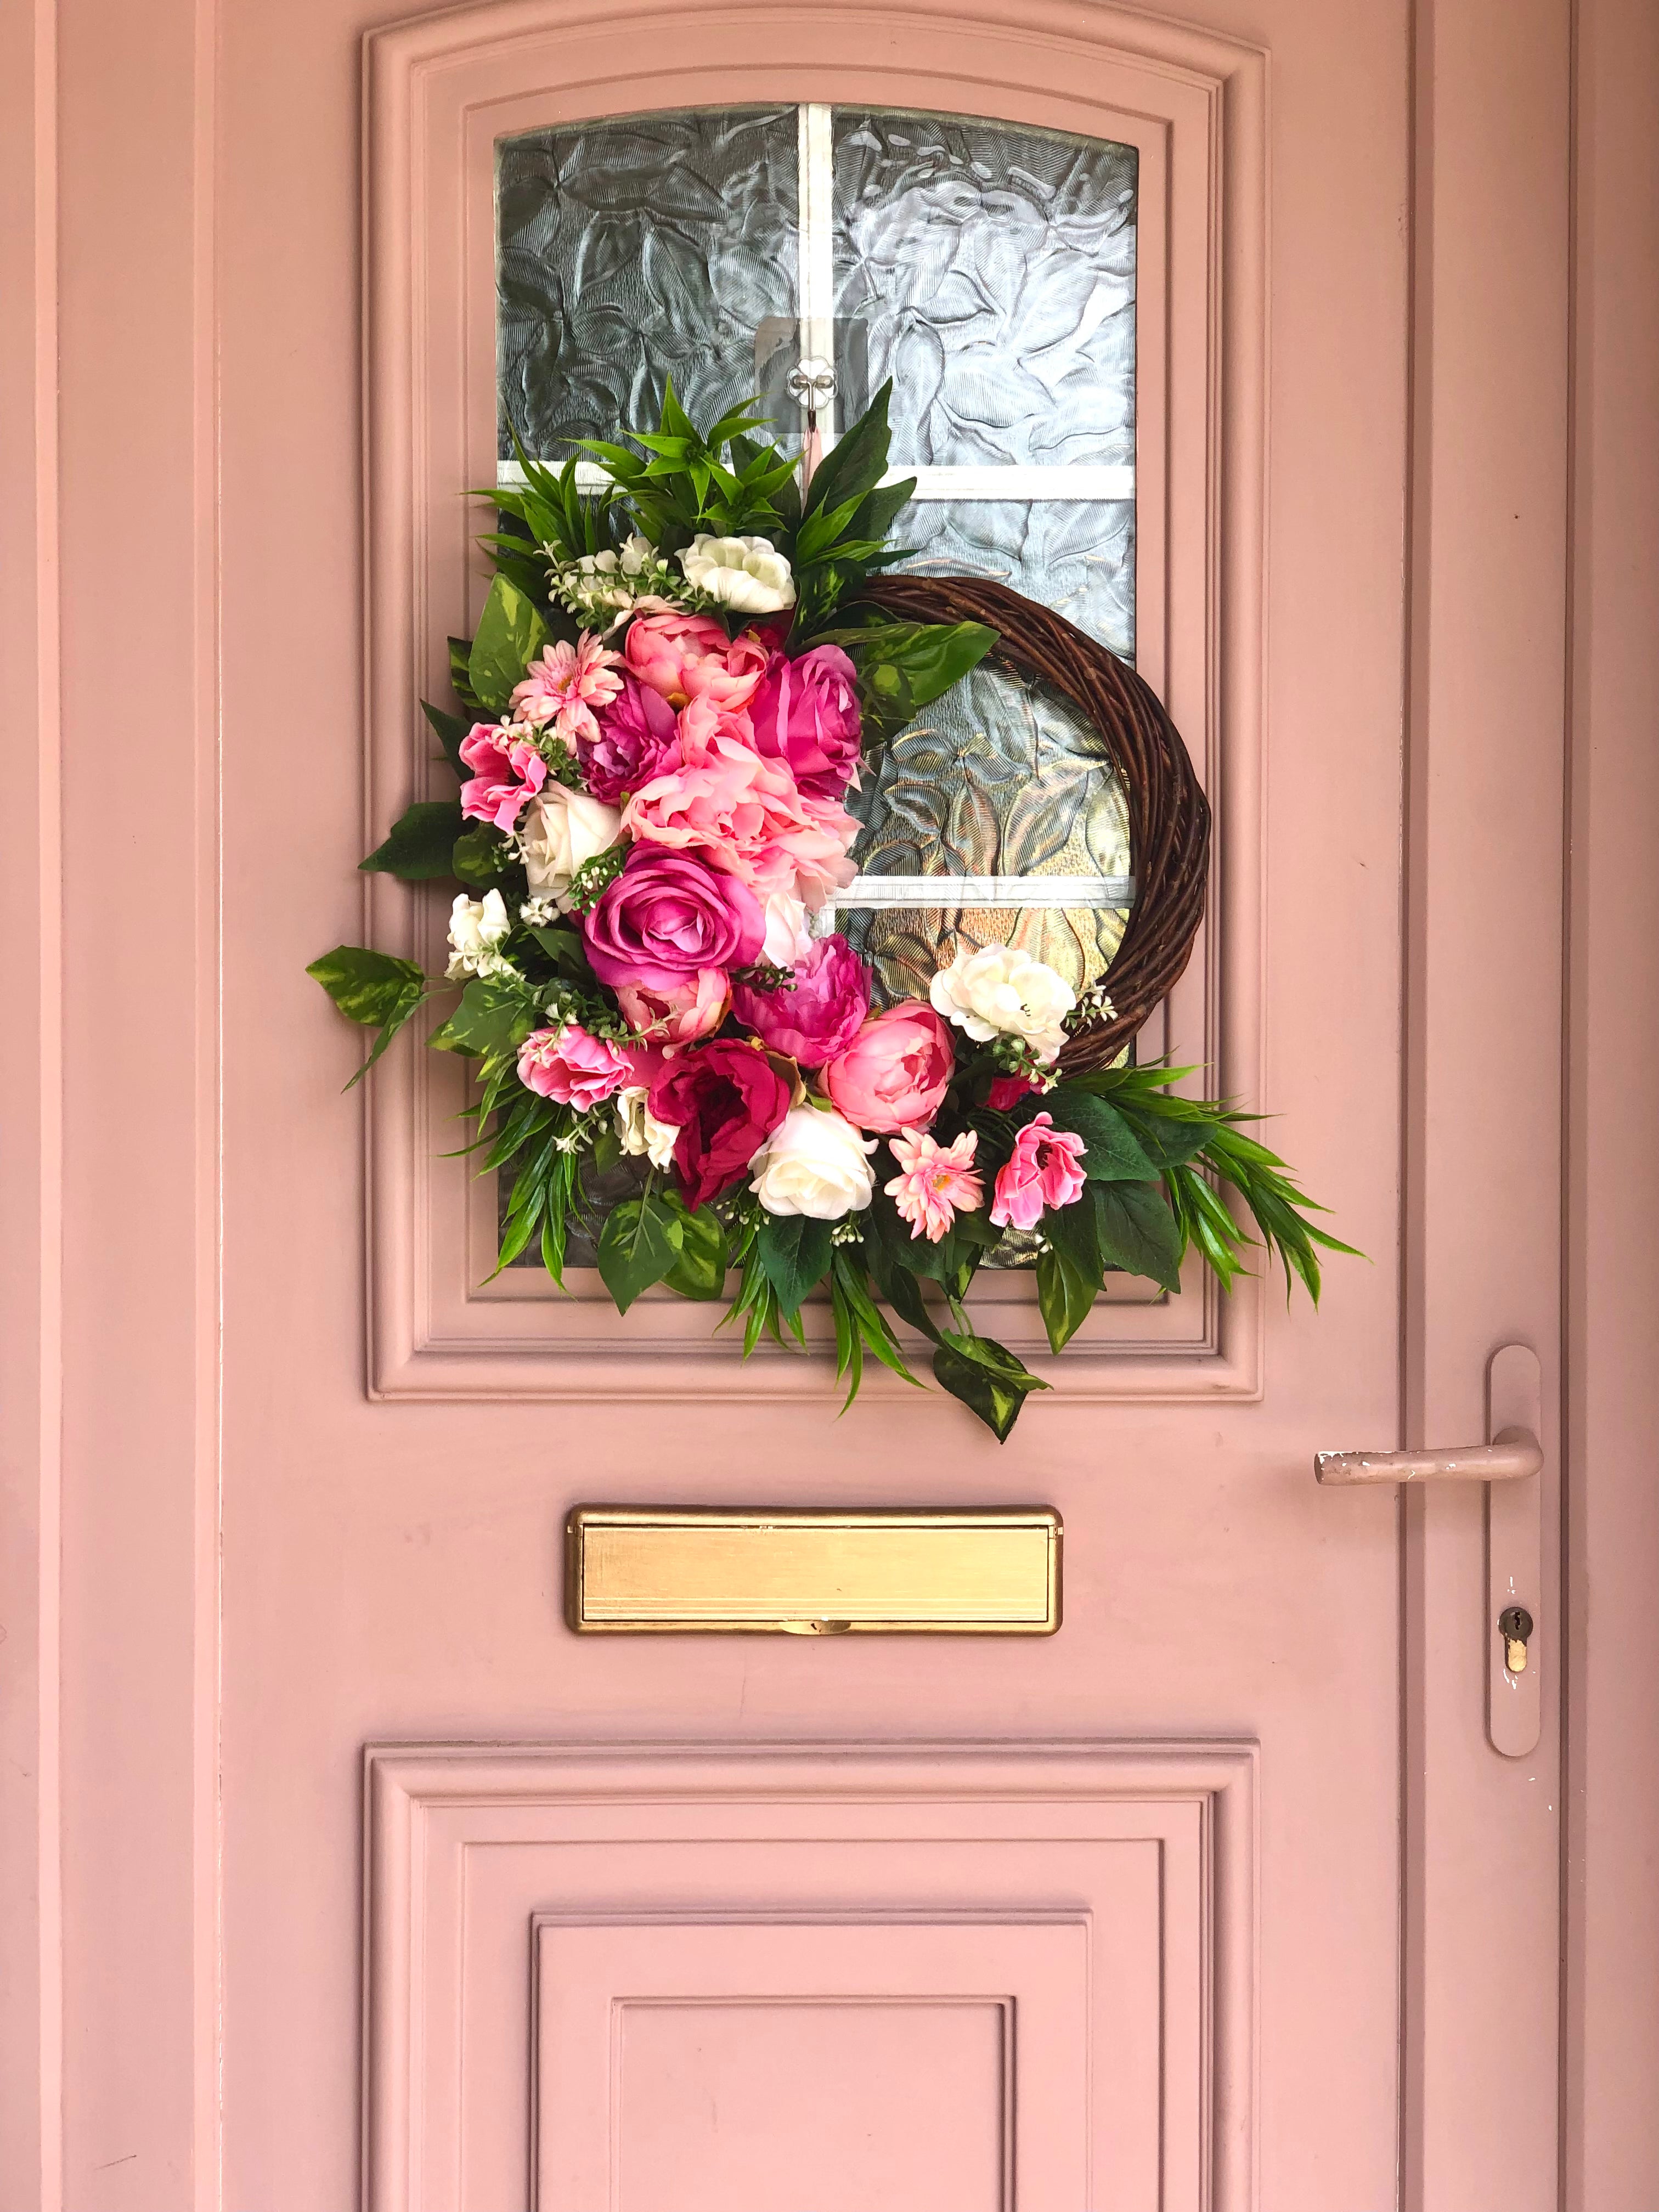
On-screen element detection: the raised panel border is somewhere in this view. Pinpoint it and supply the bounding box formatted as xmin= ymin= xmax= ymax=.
xmin=362 ymin=1737 xmax=1258 ymax=2211
xmin=362 ymin=0 xmax=1267 ymax=1401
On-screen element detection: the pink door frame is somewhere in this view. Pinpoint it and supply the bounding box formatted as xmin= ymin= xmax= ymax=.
xmin=2 ymin=0 xmax=1656 ymax=2206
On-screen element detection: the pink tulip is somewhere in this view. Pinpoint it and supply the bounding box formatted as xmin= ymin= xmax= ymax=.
xmin=458 ymin=721 xmax=548 ymax=832
xmin=516 ymin=1023 xmax=633 ymax=1110
xmin=989 ymin=1112 xmax=1089 ymax=1231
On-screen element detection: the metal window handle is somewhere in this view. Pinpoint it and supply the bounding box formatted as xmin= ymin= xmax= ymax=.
xmin=1313 ymin=1344 xmax=1544 ymax=1759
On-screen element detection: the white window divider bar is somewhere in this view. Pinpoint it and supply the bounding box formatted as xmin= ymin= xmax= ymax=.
xmin=810 ymin=872 xmax=1136 ymax=936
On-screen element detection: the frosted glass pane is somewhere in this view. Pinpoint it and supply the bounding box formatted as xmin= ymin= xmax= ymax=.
xmin=891 ymin=497 xmax=1134 ymax=659
xmin=497 ymin=110 xmax=800 ymax=461
xmin=831 ymin=110 xmax=1137 ymax=469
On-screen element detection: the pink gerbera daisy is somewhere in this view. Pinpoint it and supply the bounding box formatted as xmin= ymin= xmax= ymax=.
xmin=884 ymin=1127 xmax=984 ymax=1243
xmin=511 ymin=634 xmax=624 ymax=745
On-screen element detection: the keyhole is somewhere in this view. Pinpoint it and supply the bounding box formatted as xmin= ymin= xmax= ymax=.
xmin=1498 ymin=1604 xmax=1534 ymax=1675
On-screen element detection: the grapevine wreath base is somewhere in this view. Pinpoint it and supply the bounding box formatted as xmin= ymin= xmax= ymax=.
xmin=312 ymin=383 xmax=1350 ymax=1438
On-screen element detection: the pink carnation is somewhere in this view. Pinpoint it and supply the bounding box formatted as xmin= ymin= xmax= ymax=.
xmin=511 ymin=634 xmax=623 ymax=745
xmin=625 ymin=611 xmax=770 ymax=712
xmin=458 ymin=721 xmax=548 ymax=832
xmin=516 ymin=1022 xmax=633 ymax=1110
xmin=988 ymin=1111 xmax=1089 ymax=1232
xmin=884 ymin=1128 xmax=984 ymax=1243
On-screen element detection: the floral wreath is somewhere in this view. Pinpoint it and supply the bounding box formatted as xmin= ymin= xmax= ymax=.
xmin=312 ymin=384 xmax=1351 ymax=1439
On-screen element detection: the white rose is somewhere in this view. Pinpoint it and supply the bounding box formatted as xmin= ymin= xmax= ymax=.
xmin=751 ymin=1103 xmax=877 ymax=1220
xmin=518 ymin=785 xmax=622 ymax=904
xmin=760 ymin=889 xmax=812 ymax=969
xmin=614 ymin=1084 xmax=679 ymax=1171
xmin=679 ymin=532 xmax=796 ymax=614
xmin=446 ymin=888 xmax=512 ymax=979
xmin=929 ymin=943 xmax=1077 ymax=1063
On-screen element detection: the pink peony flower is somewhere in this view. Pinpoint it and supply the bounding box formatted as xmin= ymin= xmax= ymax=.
xmin=987 ymin=1072 xmax=1042 ymax=1111
xmin=648 ymin=1039 xmax=793 ymax=1209
xmin=748 ymin=645 xmax=864 ymax=798
xmin=616 ymin=969 xmax=730 ymax=1044
xmin=580 ymin=845 xmax=766 ymax=993
xmin=731 ymin=934 xmax=871 ymax=1069
xmin=820 ymin=1003 xmax=955 ymax=1134
xmin=623 ymin=699 xmax=857 ymax=909
xmin=989 ymin=1111 xmax=1089 ymax=1231
xmin=516 ymin=1022 xmax=633 ymax=1110
xmin=624 ymin=611 xmax=770 ymax=712
xmin=575 ymin=671 xmax=680 ymax=803
xmin=458 ymin=721 xmax=548 ymax=832
xmin=884 ymin=1128 xmax=985 ymax=1243
xmin=511 ymin=634 xmax=624 ymax=745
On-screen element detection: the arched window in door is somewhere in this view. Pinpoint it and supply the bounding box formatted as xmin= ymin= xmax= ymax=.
xmin=496 ymin=103 xmax=1137 ymax=1004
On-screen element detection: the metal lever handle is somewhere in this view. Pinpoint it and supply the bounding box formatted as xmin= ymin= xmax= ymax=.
xmin=1313 ymin=1427 xmax=1543 ymax=1487
xmin=1314 ymin=1344 xmax=1544 ymax=1759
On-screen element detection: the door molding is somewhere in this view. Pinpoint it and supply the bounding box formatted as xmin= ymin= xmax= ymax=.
xmin=360 ymin=0 xmax=1269 ymax=1402
xmin=363 ymin=1737 xmax=1257 ymax=2211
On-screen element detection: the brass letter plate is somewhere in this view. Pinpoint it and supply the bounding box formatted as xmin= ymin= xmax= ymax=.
xmin=565 ymin=1506 xmax=1062 ymax=1635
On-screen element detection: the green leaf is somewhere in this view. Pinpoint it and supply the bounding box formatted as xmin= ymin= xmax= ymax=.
xmin=422 ymin=700 xmax=473 ymax=776
xmin=755 ymin=1212 xmax=835 ymax=1318
xmin=359 ymin=799 xmax=464 ymax=881
xmin=526 ymin=924 xmax=589 ymax=977
xmin=804 ymin=380 xmax=893 ymax=518
xmin=931 ymin=1330 xmax=1049 ymax=1442
xmin=1091 ymin=1179 xmax=1184 ymax=1294
xmin=1042 ymin=1187 xmax=1104 ymax=1279
xmin=467 ymin=574 xmax=548 ymax=715
xmin=1036 ymin=1090 xmax=1160 ymax=1182
xmin=661 ymin=1196 xmax=728 ymax=1301
xmin=307 ymin=945 xmax=427 ymax=1026
xmin=852 ymin=619 xmax=1000 ymax=743
xmin=1035 ymin=1245 xmax=1098 ymax=1355
xmin=452 ymin=823 xmax=514 ymax=887
xmin=427 ymin=975 xmax=538 ymax=1059
xmin=595 ymin=1189 xmax=684 ymax=1314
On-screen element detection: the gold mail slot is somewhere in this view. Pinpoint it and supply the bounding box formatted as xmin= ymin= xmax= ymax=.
xmin=565 ymin=1506 xmax=1062 ymax=1635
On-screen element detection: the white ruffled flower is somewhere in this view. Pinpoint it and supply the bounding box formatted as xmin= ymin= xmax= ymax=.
xmin=446 ymin=889 xmax=513 ymax=980
xmin=751 ymin=1103 xmax=877 ymax=1221
xmin=520 ymin=895 xmax=561 ymax=927
xmin=679 ymin=532 xmax=796 ymax=614
xmin=614 ymin=1084 xmax=679 ymax=1171
xmin=929 ymin=943 xmax=1077 ymax=1063
xmin=517 ymin=786 xmax=622 ymax=907
xmin=760 ymin=889 xmax=812 ymax=969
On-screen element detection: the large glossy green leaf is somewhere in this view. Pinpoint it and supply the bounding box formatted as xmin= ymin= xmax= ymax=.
xmin=427 ymin=975 xmax=537 ymax=1059
xmin=661 ymin=1196 xmax=728 ymax=1301
xmin=596 ymin=1190 xmax=684 ymax=1314
xmin=451 ymin=824 xmax=514 ymax=887
xmin=306 ymin=945 xmax=426 ymax=1026
xmin=854 ymin=620 xmax=1000 ymax=743
xmin=755 ymin=1212 xmax=835 ymax=1318
xmin=1092 ymin=1179 xmax=1184 ymax=1294
xmin=359 ymin=799 xmax=464 ymax=881
xmin=1036 ymin=1090 xmax=1160 ymax=1183
xmin=467 ymin=574 xmax=548 ymax=715
xmin=1035 ymin=1244 xmax=1098 ymax=1354
xmin=422 ymin=699 xmax=473 ymax=776
xmin=930 ymin=1330 xmax=1049 ymax=1442
xmin=802 ymin=380 xmax=893 ymax=518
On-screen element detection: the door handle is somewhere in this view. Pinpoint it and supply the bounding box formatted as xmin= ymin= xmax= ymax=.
xmin=1313 ymin=1344 xmax=1543 ymax=1758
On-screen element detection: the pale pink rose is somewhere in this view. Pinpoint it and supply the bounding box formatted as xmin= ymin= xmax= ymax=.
xmin=511 ymin=634 xmax=624 ymax=746
xmin=458 ymin=721 xmax=548 ymax=832
xmin=616 ymin=969 xmax=730 ymax=1044
xmin=820 ymin=1003 xmax=955 ymax=1134
xmin=623 ymin=702 xmax=856 ymax=909
xmin=624 ymin=611 xmax=770 ymax=712
xmin=516 ymin=1022 xmax=633 ymax=1110
xmin=989 ymin=1111 xmax=1089 ymax=1232
xmin=884 ymin=1128 xmax=984 ymax=1243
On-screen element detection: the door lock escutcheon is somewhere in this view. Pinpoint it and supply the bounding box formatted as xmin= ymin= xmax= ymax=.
xmin=1314 ymin=1344 xmax=1545 ymax=1758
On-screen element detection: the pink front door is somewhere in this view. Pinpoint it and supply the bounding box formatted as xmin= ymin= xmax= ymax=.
xmin=19 ymin=0 xmax=1658 ymax=2204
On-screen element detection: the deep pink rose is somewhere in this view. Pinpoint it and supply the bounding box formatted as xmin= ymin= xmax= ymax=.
xmin=515 ymin=1022 xmax=632 ymax=1110
xmin=748 ymin=645 xmax=864 ymax=798
xmin=731 ymin=934 xmax=872 ymax=1069
xmin=988 ymin=1073 xmax=1041 ymax=1111
xmin=576 ymin=672 xmax=680 ymax=804
xmin=458 ymin=721 xmax=548 ymax=832
xmin=820 ymin=1003 xmax=955 ymax=1134
xmin=989 ymin=1111 xmax=1089 ymax=1231
xmin=647 ymin=1039 xmax=793 ymax=1209
xmin=616 ymin=969 xmax=730 ymax=1043
xmin=625 ymin=611 xmax=770 ymax=712
xmin=580 ymin=845 xmax=765 ymax=993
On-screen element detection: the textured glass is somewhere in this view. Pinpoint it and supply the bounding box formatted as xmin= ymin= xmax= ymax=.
xmin=891 ymin=497 xmax=1134 ymax=658
xmin=843 ymin=658 xmax=1131 ymax=1005
xmin=831 ymin=110 xmax=1137 ymax=467
xmin=497 ymin=110 xmax=800 ymax=460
